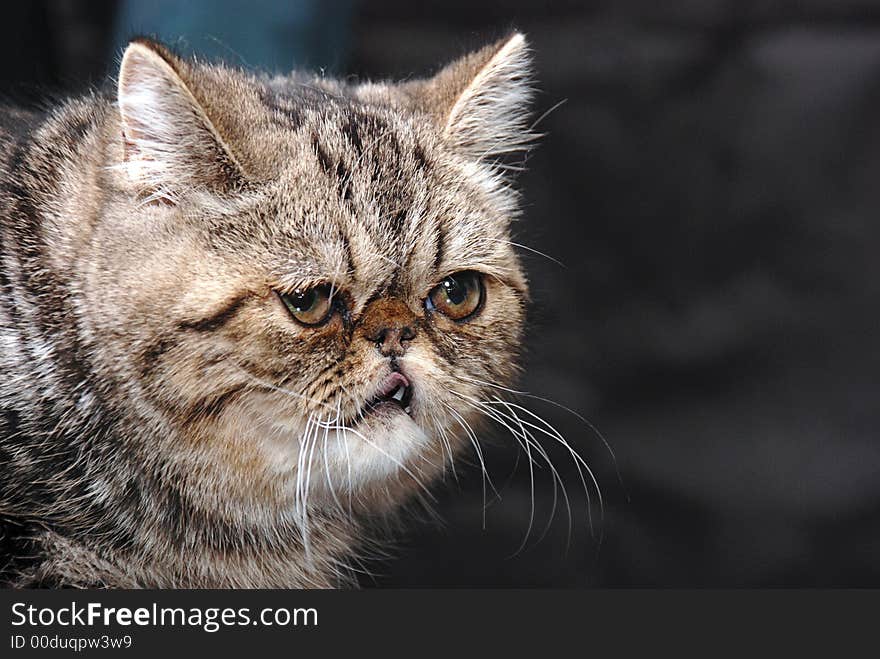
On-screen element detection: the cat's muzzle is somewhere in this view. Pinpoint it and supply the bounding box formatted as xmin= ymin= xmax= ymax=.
xmin=365 ymin=371 xmax=413 ymax=416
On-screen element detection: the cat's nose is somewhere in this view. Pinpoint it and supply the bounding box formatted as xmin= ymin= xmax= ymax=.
xmin=367 ymin=324 xmax=417 ymax=357
xmin=361 ymin=298 xmax=418 ymax=357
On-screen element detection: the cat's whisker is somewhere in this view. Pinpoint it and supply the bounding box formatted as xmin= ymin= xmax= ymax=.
xmin=331 ymin=384 xmax=359 ymax=508
xmin=475 ymin=401 xmax=572 ymax=543
xmin=483 ymin=237 xmax=567 ymax=268
xmin=456 ymin=373 xmax=624 ymax=494
xmin=321 ymin=400 xmax=347 ymax=519
xmin=425 ymin=408 xmax=446 ymax=484
xmin=307 ymin=412 xmax=327 ymax=558
xmin=485 ymin=400 xmax=572 ymax=552
xmin=452 ymin=393 xmax=570 ymax=552
xmin=430 ymin=406 xmax=459 ymax=484
xmin=529 ymin=98 xmax=568 ymax=132
xmin=501 ymin=410 xmax=538 ymax=554
xmin=293 ymin=414 xmax=312 ymax=558
xmin=301 ymin=416 xmax=317 ymax=557
xmin=315 ymin=420 xmax=438 ymax=504
xmin=448 ymin=372 xmax=606 ymax=549
xmin=489 ymin=398 xmax=602 ymax=543
xmin=302 ymin=409 xmax=328 ymax=565
xmin=441 ymin=403 xmax=497 ymax=530
xmin=227 ymin=361 xmax=337 ymax=413
xmin=338 ymin=398 xmax=354 ymax=515
xmin=446 ymin=405 xmax=501 ymax=500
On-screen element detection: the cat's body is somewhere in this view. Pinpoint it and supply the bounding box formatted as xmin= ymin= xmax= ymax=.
xmin=0 ymin=34 xmax=534 ymax=588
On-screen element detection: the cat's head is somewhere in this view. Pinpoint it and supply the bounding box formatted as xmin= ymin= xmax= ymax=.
xmin=86 ymin=34 xmax=535 ymax=517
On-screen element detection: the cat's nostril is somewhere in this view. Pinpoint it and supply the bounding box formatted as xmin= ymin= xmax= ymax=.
xmin=369 ymin=324 xmax=416 ymax=357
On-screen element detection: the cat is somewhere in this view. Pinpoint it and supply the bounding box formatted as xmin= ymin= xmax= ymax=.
xmin=0 ymin=31 xmax=536 ymax=588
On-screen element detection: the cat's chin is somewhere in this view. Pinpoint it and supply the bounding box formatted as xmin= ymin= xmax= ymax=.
xmin=250 ymin=407 xmax=438 ymax=505
xmin=318 ymin=411 xmax=435 ymax=492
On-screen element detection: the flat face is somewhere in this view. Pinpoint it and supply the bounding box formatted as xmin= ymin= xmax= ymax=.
xmin=86 ymin=41 xmax=532 ymax=518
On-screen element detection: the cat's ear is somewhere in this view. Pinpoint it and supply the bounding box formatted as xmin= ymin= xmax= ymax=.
xmin=408 ymin=32 xmax=535 ymax=162
xmin=116 ymin=38 xmax=245 ymax=202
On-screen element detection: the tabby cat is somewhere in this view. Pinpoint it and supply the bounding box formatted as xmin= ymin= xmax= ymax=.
xmin=0 ymin=32 xmax=535 ymax=587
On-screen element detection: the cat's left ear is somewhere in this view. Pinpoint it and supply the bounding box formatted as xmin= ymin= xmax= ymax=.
xmin=116 ymin=38 xmax=246 ymax=203
xmin=406 ymin=32 xmax=536 ymax=162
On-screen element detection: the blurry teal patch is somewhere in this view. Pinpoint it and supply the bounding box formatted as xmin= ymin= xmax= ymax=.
xmin=112 ymin=0 xmax=355 ymax=73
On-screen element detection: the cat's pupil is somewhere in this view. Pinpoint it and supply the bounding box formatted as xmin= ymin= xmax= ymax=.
xmin=291 ymin=290 xmax=316 ymax=312
xmin=443 ymin=278 xmax=466 ymax=306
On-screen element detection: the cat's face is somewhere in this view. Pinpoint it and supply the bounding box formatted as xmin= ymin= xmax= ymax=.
xmin=85 ymin=36 xmax=534 ymax=516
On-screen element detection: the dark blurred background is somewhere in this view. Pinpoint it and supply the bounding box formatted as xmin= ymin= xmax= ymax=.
xmin=7 ymin=0 xmax=880 ymax=587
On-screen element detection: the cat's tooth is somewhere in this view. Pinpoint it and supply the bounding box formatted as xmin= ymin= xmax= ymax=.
xmin=392 ymin=386 xmax=405 ymax=402
xmin=404 ymin=406 xmax=412 ymax=415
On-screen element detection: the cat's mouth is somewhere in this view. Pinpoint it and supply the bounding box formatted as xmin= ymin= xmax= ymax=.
xmin=362 ymin=371 xmax=413 ymax=419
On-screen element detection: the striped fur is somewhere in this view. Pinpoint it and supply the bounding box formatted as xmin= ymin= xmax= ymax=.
xmin=0 ymin=33 xmax=535 ymax=588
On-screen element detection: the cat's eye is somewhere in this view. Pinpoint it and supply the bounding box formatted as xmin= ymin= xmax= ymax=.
xmin=279 ymin=284 xmax=334 ymax=326
xmin=426 ymin=271 xmax=484 ymax=321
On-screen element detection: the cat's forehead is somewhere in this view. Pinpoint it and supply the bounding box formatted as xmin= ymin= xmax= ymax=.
xmin=258 ymin=172 xmax=511 ymax=308
xmin=235 ymin=85 xmax=511 ymax=300
xmin=259 ymin=83 xmax=439 ymax=189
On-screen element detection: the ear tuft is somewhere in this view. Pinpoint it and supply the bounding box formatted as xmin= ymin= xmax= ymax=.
xmin=409 ymin=33 xmax=537 ymax=164
xmin=117 ymin=39 xmax=243 ymax=203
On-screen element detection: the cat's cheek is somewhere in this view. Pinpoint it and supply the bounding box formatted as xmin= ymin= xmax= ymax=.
xmin=390 ymin=347 xmax=480 ymax=461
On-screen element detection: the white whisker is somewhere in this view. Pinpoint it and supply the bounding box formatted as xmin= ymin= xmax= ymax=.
xmin=314 ymin=419 xmax=438 ymax=504
xmin=452 ymin=393 xmax=571 ymax=552
xmin=442 ymin=403 xmax=498 ymax=530
xmin=457 ymin=373 xmax=624 ymax=494
xmin=490 ymin=398 xmax=603 ymax=542
xmin=483 ymin=237 xmax=566 ymax=267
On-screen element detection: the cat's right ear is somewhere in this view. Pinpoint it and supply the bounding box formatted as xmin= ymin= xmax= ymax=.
xmin=116 ymin=38 xmax=245 ymax=203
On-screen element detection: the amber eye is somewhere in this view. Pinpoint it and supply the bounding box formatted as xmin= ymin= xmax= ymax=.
xmin=279 ymin=284 xmax=334 ymax=326
xmin=426 ymin=271 xmax=484 ymax=321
